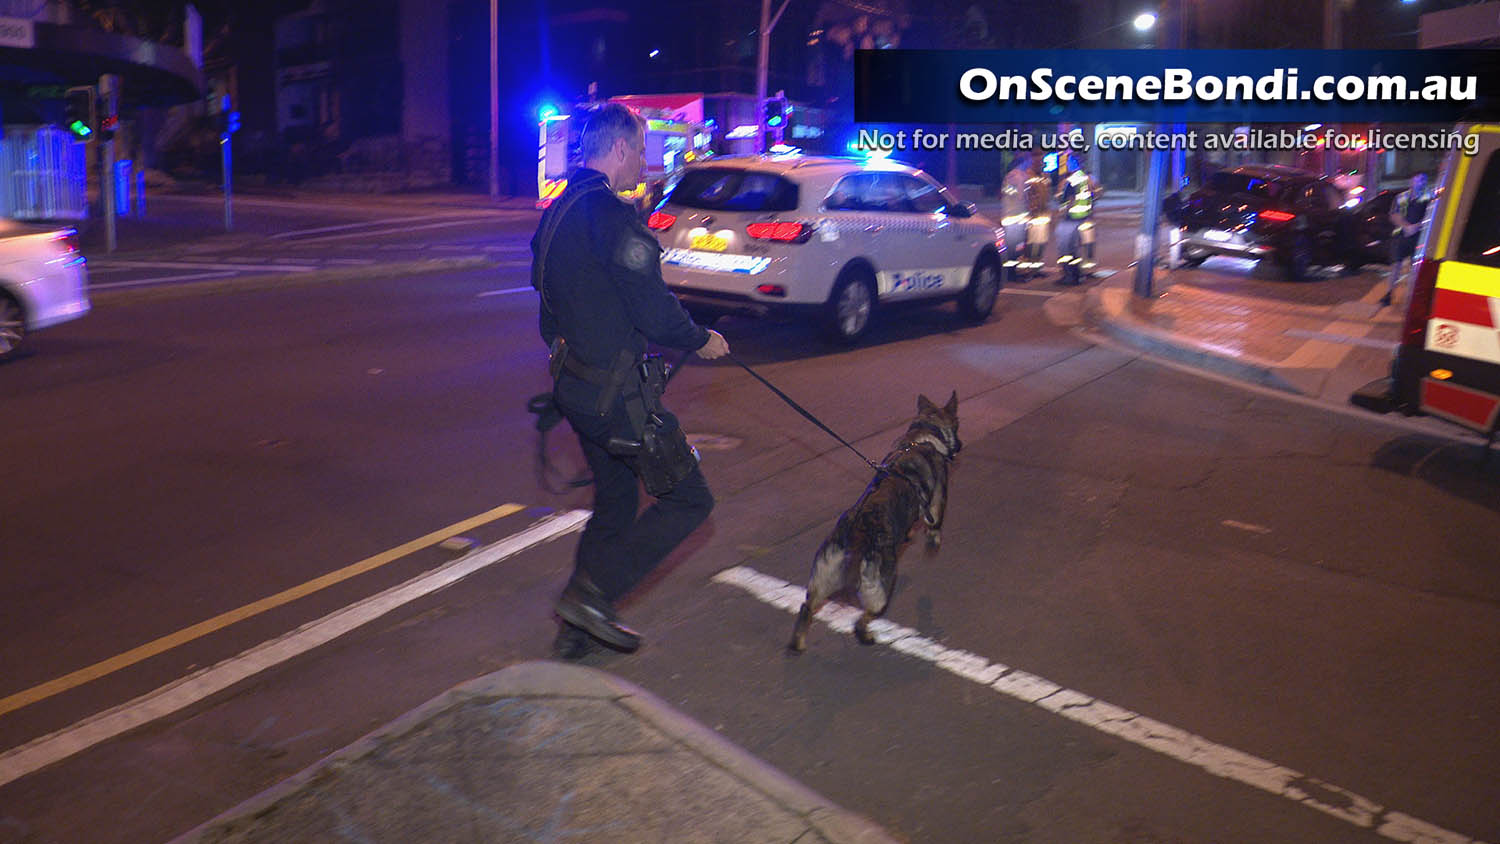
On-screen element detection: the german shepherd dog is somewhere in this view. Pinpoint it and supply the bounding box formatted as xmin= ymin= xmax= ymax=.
xmin=789 ymin=392 xmax=961 ymax=652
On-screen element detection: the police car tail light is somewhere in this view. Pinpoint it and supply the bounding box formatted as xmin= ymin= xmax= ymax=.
xmin=746 ymin=221 xmax=812 ymax=243
xmin=1400 ymin=258 xmax=1442 ymax=348
xmin=755 ymin=284 xmax=787 ymax=297
xmin=1258 ymin=209 xmax=1295 ymax=222
xmin=647 ymin=211 xmax=677 ymax=231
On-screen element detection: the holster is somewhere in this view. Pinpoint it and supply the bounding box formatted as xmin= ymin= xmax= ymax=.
xmin=605 ymin=355 xmax=697 ymax=496
xmin=607 ymin=410 xmax=698 ymax=497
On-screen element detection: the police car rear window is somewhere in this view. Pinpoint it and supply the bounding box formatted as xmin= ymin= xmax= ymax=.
xmin=1206 ymin=172 xmax=1284 ymax=200
xmin=667 ymin=169 xmax=799 ymax=212
xmin=1455 ymin=154 xmax=1500 ymax=269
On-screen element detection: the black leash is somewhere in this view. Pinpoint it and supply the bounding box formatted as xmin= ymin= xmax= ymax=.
xmin=725 ymin=353 xmax=885 ymax=475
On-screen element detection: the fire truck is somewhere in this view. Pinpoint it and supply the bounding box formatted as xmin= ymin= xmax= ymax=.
xmin=537 ymin=94 xmax=715 ymax=210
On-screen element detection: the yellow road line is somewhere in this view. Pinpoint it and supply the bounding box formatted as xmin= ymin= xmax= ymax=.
xmin=0 ymin=503 xmax=527 ymax=719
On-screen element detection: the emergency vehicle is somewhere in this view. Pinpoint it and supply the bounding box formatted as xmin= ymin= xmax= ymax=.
xmin=536 ymin=98 xmax=714 ymax=210
xmin=1352 ymin=124 xmax=1500 ymax=452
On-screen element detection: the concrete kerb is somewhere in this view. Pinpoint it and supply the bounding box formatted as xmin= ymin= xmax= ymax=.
xmin=89 ymin=256 xmax=498 ymax=306
xmin=169 ymin=661 xmax=897 ymax=844
xmin=1084 ymin=275 xmax=1304 ymax=395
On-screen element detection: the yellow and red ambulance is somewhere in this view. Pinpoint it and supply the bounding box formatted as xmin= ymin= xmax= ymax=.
xmin=1353 ymin=124 xmax=1500 ymax=447
xmin=536 ymin=96 xmax=713 ymax=210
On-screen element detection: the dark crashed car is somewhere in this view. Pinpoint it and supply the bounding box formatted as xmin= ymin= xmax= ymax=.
xmin=1163 ymin=165 xmax=1395 ymax=280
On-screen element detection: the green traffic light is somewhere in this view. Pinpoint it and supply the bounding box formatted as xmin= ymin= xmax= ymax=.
xmin=69 ymin=120 xmax=92 ymax=138
xmin=768 ymin=116 xmax=784 ymax=127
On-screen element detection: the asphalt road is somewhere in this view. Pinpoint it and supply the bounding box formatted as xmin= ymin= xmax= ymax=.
xmin=2 ymin=228 xmax=1498 ymax=842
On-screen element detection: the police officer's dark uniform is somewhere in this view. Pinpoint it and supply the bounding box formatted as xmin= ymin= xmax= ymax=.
xmin=532 ymin=166 xmax=715 ymax=655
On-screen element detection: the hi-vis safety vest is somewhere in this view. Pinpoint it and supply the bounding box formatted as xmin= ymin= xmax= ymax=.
xmin=1061 ymin=170 xmax=1094 ymax=220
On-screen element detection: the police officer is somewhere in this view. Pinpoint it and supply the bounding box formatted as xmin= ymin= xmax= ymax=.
xmin=1053 ymin=154 xmax=1099 ymax=286
xmin=1022 ymin=152 xmax=1052 ymax=276
xmin=531 ymin=103 xmax=730 ymax=658
xmin=999 ymin=152 xmax=1033 ymax=280
xmin=1380 ymin=172 xmax=1430 ymax=308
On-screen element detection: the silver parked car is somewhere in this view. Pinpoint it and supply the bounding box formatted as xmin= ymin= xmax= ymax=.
xmin=0 ymin=220 xmax=90 ymax=361
xmin=650 ymin=155 xmax=1008 ymax=343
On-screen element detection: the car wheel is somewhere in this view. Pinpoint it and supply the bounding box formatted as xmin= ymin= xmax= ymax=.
xmin=959 ymin=254 xmax=1001 ymax=322
xmin=823 ymin=266 xmax=876 ymax=344
xmin=1180 ymin=248 xmax=1209 ymax=268
xmin=0 ymin=291 xmax=27 ymax=361
xmin=1284 ymin=235 xmax=1313 ymax=281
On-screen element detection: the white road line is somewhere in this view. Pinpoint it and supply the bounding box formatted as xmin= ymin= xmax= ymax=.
xmin=89 ymin=260 xmax=317 ymax=273
xmin=286 ymin=219 xmax=501 ymax=245
xmin=0 ymin=510 xmax=590 ymax=788
xmin=269 ymin=214 xmax=494 ymax=240
xmin=90 ymin=271 xmax=241 ymax=290
xmin=157 ymin=194 xmax=533 ymax=216
xmin=713 ymin=565 xmax=1491 ymax=844
xmin=476 ymin=287 xmax=535 ymax=298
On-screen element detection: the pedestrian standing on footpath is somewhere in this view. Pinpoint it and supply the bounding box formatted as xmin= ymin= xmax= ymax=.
xmin=1381 ymin=172 xmax=1431 ymax=308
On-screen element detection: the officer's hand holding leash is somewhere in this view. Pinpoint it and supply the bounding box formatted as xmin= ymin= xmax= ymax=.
xmin=696 ymin=328 xmax=730 ymax=360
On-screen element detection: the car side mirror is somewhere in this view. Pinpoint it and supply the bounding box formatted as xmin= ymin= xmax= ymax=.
xmin=947 ymin=201 xmax=976 ymax=218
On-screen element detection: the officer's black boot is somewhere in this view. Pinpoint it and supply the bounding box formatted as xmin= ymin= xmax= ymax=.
xmin=554 ymin=574 xmax=642 ymax=652
xmin=552 ymin=621 xmax=595 ymax=660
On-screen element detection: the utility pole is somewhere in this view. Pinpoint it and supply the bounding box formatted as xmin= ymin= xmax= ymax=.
xmin=755 ymin=0 xmax=793 ymax=153
xmin=1133 ymin=0 xmax=1181 ymax=297
xmin=489 ymin=0 xmax=500 ymax=198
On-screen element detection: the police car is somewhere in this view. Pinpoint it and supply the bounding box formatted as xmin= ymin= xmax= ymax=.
xmin=649 ymin=155 xmax=1006 ymax=343
xmin=1352 ymin=123 xmax=1500 ymax=447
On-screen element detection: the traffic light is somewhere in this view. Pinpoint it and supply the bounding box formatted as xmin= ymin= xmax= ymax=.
xmin=63 ymin=87 xmax=95 ymax=140
xmin=763 ymin=97 xmax=786 ymax=129
xmin=220 ymin=109 xmax=240 ymax=139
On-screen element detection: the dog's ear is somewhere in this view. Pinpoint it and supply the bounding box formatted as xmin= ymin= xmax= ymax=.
xmin=917 ymin=394 xmax=937 ymax=414
xmin=944 ymin=390 xmax=958 ymax=415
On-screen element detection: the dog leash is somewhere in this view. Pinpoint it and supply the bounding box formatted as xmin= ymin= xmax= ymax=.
xmin=723 ymin=353 xmax=886 ymax=475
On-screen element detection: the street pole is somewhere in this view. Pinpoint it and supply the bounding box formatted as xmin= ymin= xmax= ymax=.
xmin=1133 ymin=0 xmax=1180 ymax=297
xmin=222 ymin=131 xmax=233 ymax=231
xmin=755 ymin=0 xmax=769 ymax=153
xmin=754 ymin=0 xmax=793 ymax=154
xmin=489 ymin=0 xmax=500 ymax=198
xmin=1323 ymin=0 xmax=1343 ymax=178
xmin=99 ymin=74 xmax=119 ymax=253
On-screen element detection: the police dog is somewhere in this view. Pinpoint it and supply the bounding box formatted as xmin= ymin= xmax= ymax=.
xmin=789 ymin=392 xmax=961 ymax=652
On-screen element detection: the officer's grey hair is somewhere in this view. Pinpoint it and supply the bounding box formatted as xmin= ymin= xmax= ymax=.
xmin=580 ymin=103 xmax=644 ymax=162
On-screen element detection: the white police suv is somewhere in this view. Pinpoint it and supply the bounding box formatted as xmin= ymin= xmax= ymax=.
xmin=650 ymin=155 xmax=1007 ymax=343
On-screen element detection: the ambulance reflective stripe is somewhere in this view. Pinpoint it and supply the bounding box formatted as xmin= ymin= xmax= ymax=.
xmin=1425 ymin=262 xmax=1500 ymax=365
xmin=1432 ymin=260 xmax=1500 ymax=300
xmin=1420 ymin=378 xmax=1500 ymax=432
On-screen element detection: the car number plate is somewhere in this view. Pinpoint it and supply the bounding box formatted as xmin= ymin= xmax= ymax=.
xmin=691 ymin=233 xmax=729 ymax=252
xmin=1203 ymin=229 xmax=1232 ymax=242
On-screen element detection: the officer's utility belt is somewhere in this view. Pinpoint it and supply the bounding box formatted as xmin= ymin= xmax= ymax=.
xmin=548 ymin=338 xmax=698 ymax=496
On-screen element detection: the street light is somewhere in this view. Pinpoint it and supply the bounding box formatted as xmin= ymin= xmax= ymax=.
xmin=1133 ymin=12 xmax=1158 ymax=32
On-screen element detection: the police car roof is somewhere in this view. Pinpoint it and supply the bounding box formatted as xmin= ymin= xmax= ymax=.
xmin=688 ymin=154 xmax=921 ymax=177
